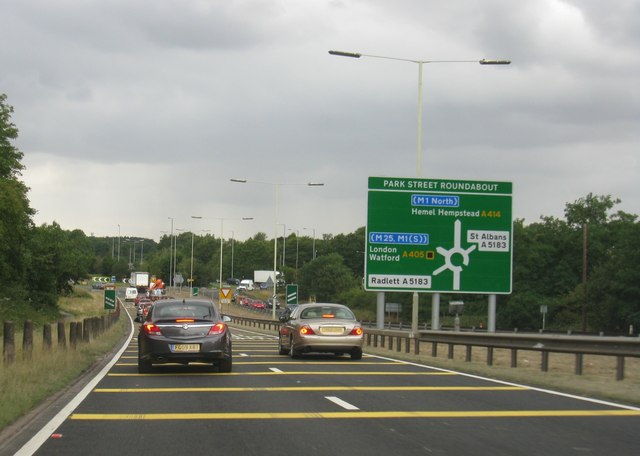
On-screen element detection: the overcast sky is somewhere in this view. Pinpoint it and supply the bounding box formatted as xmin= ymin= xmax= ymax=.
xmin=2 ymin=0 xmax=639 ymax=241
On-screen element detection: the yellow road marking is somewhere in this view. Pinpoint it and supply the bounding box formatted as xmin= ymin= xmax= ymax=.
xmin=94 ymin=386 xmax=527 ymax=393
xmin=70 ymin=410 xmax=640 ymax=420
xmin=115 ymin=361 xmax=402 ymax=366
xmin=107 ymin=371 xmax=456 ymax=377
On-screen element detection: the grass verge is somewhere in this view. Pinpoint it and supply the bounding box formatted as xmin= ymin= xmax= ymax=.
xmin=0 ymin=292 xmax=129 ymax=432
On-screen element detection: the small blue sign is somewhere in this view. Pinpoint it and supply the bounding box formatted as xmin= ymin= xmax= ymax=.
xmin=369 ymin=232 xmax=429 ymax=245
xmin=411 ymin=194 xmax=459 ymax=207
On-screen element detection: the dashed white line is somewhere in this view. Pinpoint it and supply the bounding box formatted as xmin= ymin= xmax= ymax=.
xmin=325 ymin=396 xmax=359 ymax=410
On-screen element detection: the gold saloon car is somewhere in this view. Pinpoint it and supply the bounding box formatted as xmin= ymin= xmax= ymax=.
xmin=278 ymin=303 xmax=364 ymax=360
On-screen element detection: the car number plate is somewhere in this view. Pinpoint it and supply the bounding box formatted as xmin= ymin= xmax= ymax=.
xmin=319 ymin=326 xmax=345 ymax=335
xmin=170 ymin=344 xmax=200 ymax=352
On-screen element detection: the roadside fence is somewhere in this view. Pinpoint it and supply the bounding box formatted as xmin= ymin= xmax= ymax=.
xmin=228 ymin=313 xmax=640 ymax=381
xmin=2 ymin=302 xmax=121 ymax=365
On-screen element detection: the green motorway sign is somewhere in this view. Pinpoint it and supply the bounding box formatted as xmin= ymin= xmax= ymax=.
xmin=104 ymin=285 xmax=116 ymax=310
xmin=286 ymin=284 xmax=298 ymax=305
xmin=365 ymin=176 xmax=513 ymax=294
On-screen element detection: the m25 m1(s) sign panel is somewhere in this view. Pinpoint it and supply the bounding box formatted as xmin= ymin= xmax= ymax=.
xmin=365 ymin=176 xmax=513 ymax=294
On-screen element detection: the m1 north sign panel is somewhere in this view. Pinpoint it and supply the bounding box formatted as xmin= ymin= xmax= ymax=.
xmin=365 ymin=176 xmax=513 ymax=294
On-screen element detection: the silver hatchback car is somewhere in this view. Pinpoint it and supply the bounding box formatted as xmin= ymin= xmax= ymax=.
xmin=278 ymin=303 xmax=364 ymax=360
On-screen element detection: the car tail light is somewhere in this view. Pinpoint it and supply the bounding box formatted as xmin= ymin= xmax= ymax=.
xmin=299 ymin=325 xmax=315 ymax=336
xmin=208 ymin=323 xmax=227 ymax=335
xmin=349 ymin=326 xmax=363 ymax=336
xmin=143 ymin=323 xmax=162 ymax=336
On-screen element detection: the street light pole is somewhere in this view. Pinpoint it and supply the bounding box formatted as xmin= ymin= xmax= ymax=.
xmin=192 ymin=215 xmax=253 ymax=309
xmin=167 ymin=218 xmax=174 ymax=290
xmin=330 ymin=49 xmax=510 ymax=333
xmin=231 ymin=179 xmax=324 ymax=320
xmin=190 ymin=231 xmax=194 ymax=296
xmin=288 ymin=229 xmax=299 ymax=273
xmin=278 ymin=223 xmax=287 ymax=268
xmin=329 ymin=50 xmax=510 ymax=177
xmin=303 ymin=227 xmax=316 ymax=260
xmin=229 ymin=231 xmax=235 ymax=280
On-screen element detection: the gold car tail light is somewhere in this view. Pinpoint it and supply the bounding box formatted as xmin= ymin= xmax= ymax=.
xmin=299 ymin=325 xmax=316 ymax=336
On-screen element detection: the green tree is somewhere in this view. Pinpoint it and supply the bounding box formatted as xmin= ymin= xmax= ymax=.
xmin=0 ymin=93 xmax=34 ymax=300
xmin=298 ymin=253 xmax=357 ymax=302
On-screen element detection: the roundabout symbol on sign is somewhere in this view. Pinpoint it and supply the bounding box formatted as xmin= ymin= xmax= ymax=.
xmin=433 ymin=219 xmax=476 ymax=291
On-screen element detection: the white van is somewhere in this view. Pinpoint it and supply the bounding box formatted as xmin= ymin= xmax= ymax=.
xmin=239 ymin=279 xmax=254 ymax=291
xmin=125 ymin=287 xmax=138 ymax=302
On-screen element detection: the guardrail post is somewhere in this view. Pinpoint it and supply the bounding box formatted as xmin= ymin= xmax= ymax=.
xmin=616 ymin=356 xmax=625 ymax=381
xmin=575 ymin=353 xmax=583 ymax=375
xmin=431 ymin=342 xmax=438 ymax=357
xmin=388 ymin=336 xmax=393 ymax=351
xmin=465 ymin=345 xmax=472 ymax=362
xmin=541 ymin=351 xmax=549 ymax=372
xmin=486 ymin=347 xmax=494 ymax=366
xmin=405 ymin=337 xmax=411 ymax=353
xmin=447 ymin=343 xmax=454 ymax=359
xmin=510 ymin=348 xmax=518 ymax=368
xmin=396 ymin=336 xmax=402 ymax=352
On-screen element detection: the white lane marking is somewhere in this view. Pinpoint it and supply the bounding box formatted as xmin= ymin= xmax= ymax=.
xmin=325 ymin=396 xmax=359 ymax=410
xmin=269 ymin=368 xmax=283 ymax=373
xmin=366 ymin=353 xmax=640 ymax=412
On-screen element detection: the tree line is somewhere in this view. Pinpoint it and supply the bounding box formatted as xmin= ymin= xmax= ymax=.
xmin=2 ymin=93 xmax=639 ymax=333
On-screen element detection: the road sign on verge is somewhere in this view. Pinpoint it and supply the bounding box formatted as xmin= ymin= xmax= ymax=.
xmin=104 ymin=284 xmax=116 ymax=310
xmin=365 ymin=176 xmax=513 ymax=294
xmin=219 ymin=287 xmax=232 ymax=304
xmin=286 ymin=284 xmax=298 ymax=305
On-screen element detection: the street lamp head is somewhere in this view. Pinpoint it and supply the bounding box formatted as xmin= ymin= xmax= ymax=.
xmin=307 ymin=182 xmax=325 ymax=187
xmin=191 ymin=215 xmax=203 ymax=219
xmin=479 ymin=59 xmax=511 ymax=65
xmin=230 ymin=178 xmax=247 ymax=183
xmin=242 ymin=217 xmax=254 ymax=221
xmin=329 ymin=50 xmax=362 ymax=58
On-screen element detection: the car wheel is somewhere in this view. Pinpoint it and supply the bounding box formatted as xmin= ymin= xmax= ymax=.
xmin=278 ymin=335 xmax=288 ymax=355
xmin=289 ymin=337 xmax=300 ymax=359
xmin=218 ymin=357 xmax=232 ymax=373
xmin=350 ymin=348 xmax=363 ymax=360
xmin=138 ymin=357 xmax=153 ymax=373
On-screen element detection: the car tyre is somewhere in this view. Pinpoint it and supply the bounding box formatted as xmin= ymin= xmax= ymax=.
xmin=278 ymin=335 xmax=288 ymax=355
xmin=289 ymin=337 xmax=300 ymax=359
xmin=138 ymin=357 xmax=153 ymax=373
xmin=218 ymin=357 xmax=232 ymax=373
xmin=350 ymin=348 xmax=363 ymax=360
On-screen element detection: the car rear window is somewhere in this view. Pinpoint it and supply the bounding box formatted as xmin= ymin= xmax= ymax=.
xmin=153 ymin=302 xmax=216 ymax=321
xmin=300 ymin=306 xmax=355 ymax=320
